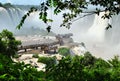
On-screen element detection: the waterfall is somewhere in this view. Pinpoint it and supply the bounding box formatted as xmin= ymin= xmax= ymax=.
xmin=0 ymin=6 xmax=46 ymax=32
xmin=0 ymin=7 xmax=24 ymax=31
xmin=0 ymin=7 xmax=14 ymax=31
xmin=106 ymin=14 xmax=120 ymax=45
xmin=88 ymin=12 xmax=109 ymax=42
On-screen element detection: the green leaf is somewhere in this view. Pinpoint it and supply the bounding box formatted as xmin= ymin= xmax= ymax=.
xmin=46 ymin=26 xmax=51 ymax=32
xmin=0 ymin=74 xmax=7 ymax=79
xmin=106 ymin=23 xmax=112 ymax=30
xmin=9 ymin=76 xmax=16 ymax=80
xmin=47 ymin=19 xmax=53 ymax=22
xmin=0 ymin=63 xmax=4 ymax=70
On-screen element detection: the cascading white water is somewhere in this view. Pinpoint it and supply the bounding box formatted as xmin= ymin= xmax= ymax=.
xmin=88 ymin=12 xmax=109 ymax=42
xmin=0 ymin=7 xmax=14 ymax=30
xmin=7 ymin=8 xmax=23 ymax=26
xmin=106 ymin=14 xmax=120 ymax=45
xmin=0 ymin=7 xmax=24 ymax=31
xmin=0 ymin=6 xmax=47 ymax=32
xmin=0 ymin=5 xmax=120 ymax=59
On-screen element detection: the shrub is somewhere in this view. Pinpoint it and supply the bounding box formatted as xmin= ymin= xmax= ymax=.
xmin=46 ymin=55 xmax=84 ymax=81
xmin=32 ymin=54 xmax=39 ymax=58
xmin=81 ymin=52 xmax=97 ymax=66
xmin=13 ymin=54 xmax=21 ymax=58
xmin=0 ymin=54 xmax=45 ymax=81
xmin=38 ymin=56 xmax=56 ymax=67
xmin=1 ymin=51 xmax=120 ymax=81
xmin=0 ymin=29 xmax=21 ymax=57
xmin=58 ymin=47 xmax=70 ymax=56
xmin=46 ymin=53 xmax=120 ymax=81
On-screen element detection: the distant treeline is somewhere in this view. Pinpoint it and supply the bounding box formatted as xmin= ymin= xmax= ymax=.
xmin=0 ymin=2 xmax=14 ymax=8
xmin=0 ymin=2 xmax=39 ymax=10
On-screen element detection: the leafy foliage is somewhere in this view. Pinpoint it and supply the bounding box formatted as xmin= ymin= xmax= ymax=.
xmin=17 ymin=7 xmax=37 ymax=30
xmin=0 ymin=29 xmax=21 ymax=57
xmin=32 ymin=54 xmax=39 ymax=58
xmin=0 ymin=54 xmax=45 ymax=81
xmin=108 ymin=55 xmax=120 ymax=68
xmin=58 ymin=47 xmax=70 ymax=56
xmin=38 ymin=56 xmax=56 ymax=68
xmin=13 ymin=54 xmax=21 ymax=58
xmin=1 ymin=50 xmax=120 ymax=81
xmin=46 ymin=53 xmax=120 ymax=81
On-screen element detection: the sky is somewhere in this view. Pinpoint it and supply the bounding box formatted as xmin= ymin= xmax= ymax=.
xmin=0 ymin=0 xmax=42 ymax=5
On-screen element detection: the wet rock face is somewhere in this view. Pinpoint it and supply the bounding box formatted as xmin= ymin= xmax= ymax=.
xmin=70 ymin=43 xmax=87 ymax=56
xmin=56 ymin=33 xmax=74 ymax=45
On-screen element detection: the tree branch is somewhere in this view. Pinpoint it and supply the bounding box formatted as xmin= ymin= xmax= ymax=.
xmin=72 ymin=13 xmax=94 ymax=22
